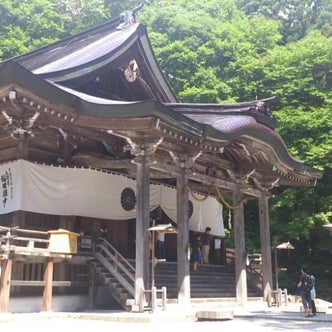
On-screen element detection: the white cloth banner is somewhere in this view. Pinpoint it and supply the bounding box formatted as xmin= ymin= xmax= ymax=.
xmin=159 ymin=185 xmax=224 ymax=236
xmin=0 ymin=160 xmax=224 ymax=236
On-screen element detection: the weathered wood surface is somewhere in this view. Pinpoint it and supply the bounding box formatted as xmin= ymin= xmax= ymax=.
xmin=0 ymin=258 xmax=12 ymax=312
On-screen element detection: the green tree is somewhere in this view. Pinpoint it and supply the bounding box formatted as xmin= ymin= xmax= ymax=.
xmin=104 ymin=0 xmax=139 ymax=18
xmin=0 ymin=0 xmax=108 ymax=61
xmin=0 ymin=0 xmax=64 ymax=59
xmin=260 ymin=31 xmax=332 ymax=110
xmin=59 ymin=0 xmax=108 ymax=35
xmin=235 ymin=0 xmax=332 ymax=42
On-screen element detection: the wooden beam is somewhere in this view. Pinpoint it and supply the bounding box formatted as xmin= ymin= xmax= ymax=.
xmin=70 ymin=154 xmax=133 ymax=169
xmin=10 ymin=280 xmax=89 ymax=287
xmin=152 ymin=161 xmax=265 ymax=197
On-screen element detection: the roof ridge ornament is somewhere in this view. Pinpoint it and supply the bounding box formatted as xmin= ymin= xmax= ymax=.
xmin=249 ymin=101 xmax=272 ymax=118
xmin=116 ymin=3 xmax=144 ymax=30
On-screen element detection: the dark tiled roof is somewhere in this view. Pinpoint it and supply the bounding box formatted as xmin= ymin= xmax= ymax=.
xmin=11 ymin=16 xmax=124 ymax=71
xmin=33 ymin=24 xmax=140 ymax=75
xmin=167 ymin=99 xmax=276 ymax=130
xmin=10 ymin=19 xmax=178 ymax=103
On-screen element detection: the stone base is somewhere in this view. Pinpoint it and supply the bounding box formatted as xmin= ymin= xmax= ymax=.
xmin=196 ymin=310 xmax=234 ymax=321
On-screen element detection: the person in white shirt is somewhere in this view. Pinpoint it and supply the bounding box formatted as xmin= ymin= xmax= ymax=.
xmin=156 ymin=231 xmax=165 ymax=259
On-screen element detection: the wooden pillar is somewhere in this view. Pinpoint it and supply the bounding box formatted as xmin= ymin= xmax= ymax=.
xmin=0 ymin=258 xmax=12 ymax=312
xmin=87 ymin=265 xmax=97 ymax=310
xmin=233 ymin=186 xmax=247 ymax=305
xmin=258 ymin=194 xmax=273 ymax=299
xmin=17 ymin=139 xmax=29 ymax=160
xmin=176 ymin=166 xmax=190 ymax=306
xmin=42 ymin=258 xmax=54 ymax=312
xmin=134 ymin=146 xmax=151 ymax=305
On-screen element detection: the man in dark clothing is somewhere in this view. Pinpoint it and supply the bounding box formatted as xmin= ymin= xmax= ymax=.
xmin=100 ymin=226 xmax=108 ymax=239
xmin=297 ymin=267 xmax=313 ymax=317
xmin=307 ymin=269 xmax=317 ymax=316
xmin=192 ymin=233 xmax=202 ymax=272
xmin=201 ymin=227 xmax=212 ymax=264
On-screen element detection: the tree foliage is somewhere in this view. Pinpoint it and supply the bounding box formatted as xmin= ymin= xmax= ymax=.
xmin=0 ymin=0 xmax=108 ymax=60
xmin=235 ymin=0 xmax=332 ymax=41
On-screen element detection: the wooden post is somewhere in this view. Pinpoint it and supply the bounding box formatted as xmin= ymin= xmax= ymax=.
xmin=134 ymin=146 xmax=151 ymax=307
xmin=42 ymin=258 xmax=54 ymax=311
xmin=176 ymin=163 xmax=190 ymax=306
xmin=87 ymin=265 xmax=97 ymax=310
xmin=233 ymin=186 xmax=247 ymax=305
xmin=258 ymin=194 xmax=273 ymax=300
xmin=151 ymin=286 xmax=156 ymax=312
xmin=161 ymin=286 xmax=167 ymax=310
xmin=0 ymin=258 xmax=13 ymax=312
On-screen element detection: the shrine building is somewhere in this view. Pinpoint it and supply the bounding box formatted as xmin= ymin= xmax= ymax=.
xmin=0 ymin=5 xmax=323 ymax=312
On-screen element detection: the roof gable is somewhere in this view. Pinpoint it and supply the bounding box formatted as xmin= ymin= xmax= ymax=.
xmin=11 ymin=17 xmax=178 ymax=103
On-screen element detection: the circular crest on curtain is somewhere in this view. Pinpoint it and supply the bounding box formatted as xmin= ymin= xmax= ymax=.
xmin=121 ymin=187 xmax=136 ymax=211
xmin=188 ymin=199 xmax=193 ymax=219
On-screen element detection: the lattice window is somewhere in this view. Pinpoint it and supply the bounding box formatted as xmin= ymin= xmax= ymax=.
xmin=25 ymin=212 xmax=60 ymax=231
xmin=0 ymin=212 xmax=12 ymax=227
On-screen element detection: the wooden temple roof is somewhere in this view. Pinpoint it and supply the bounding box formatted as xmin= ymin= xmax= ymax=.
xmin=0 ymin=9 xmax=323 ymax=200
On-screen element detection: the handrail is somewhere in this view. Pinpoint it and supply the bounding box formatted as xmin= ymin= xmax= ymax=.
xmin=95 ymin=238 xmax=135 ymax=297
xmin=0 ymin=226 xmax=50 ymax=253
xmin=0 ymin=226 xmax=48 ymax=237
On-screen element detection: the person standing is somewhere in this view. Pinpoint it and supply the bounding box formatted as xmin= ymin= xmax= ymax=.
xmin=156 ymin=230 xmax=165 ymax=259
xmin=192 ymin=233 xmax=202 ymax=272
xmin=308 ymin=269 xmax=317 ymax=316
xmin=100 ymin=225 xmax=108 ymax=239
xmin=297 ymin=267 xmax=313 ymax=317
xmin=201 ymin=227 xmax=212 ymax=264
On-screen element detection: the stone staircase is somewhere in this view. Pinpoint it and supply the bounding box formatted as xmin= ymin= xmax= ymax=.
xmin=91 ymin=258 xmax=261 ymax=310
xmin=153 ymin=261 xmax=261 ymax=299
xmin=92 ymin=259 xmax=133 ymax=309
xmin=90 ymin=238 xmax=135 ymax=310
xmin=90 ymin=240 xmax=262 ymax=310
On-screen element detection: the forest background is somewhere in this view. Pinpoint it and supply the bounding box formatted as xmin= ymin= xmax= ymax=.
xmin=0 ymin=0 xmax=331 ymax=301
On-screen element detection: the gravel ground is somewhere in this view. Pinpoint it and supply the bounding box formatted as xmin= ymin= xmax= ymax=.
xmin=0 ymin=315 xmax=331 ymax=332
xmin=0 ymin=300 xmax=331 ymax=332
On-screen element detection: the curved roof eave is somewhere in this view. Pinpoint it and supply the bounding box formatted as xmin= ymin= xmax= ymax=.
xmin=204 ymin=125 xmax=323 ymax=179
xmin=168 ymin=101 xmax=323 ymax=180
xmin=0 ymin=61 xmax=200 ymax=134
xmin=0 ymin=61 xmax=323 ymax=181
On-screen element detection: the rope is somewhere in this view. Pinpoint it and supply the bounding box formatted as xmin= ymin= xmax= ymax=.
xmin=187 ymin=183 xmax=214 ymax=201
xmin=187 ymin=183 xmax=247 ymax=209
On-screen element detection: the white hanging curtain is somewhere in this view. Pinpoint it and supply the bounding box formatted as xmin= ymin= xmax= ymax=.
xmin=0 ymin=160 xmax=224 ymax=236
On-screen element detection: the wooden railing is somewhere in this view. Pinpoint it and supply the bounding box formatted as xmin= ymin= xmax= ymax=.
xmin=226 ymin=247 xmax=262 ymax=295
xmin=0 ymin=226 xmax=49 ymax=257
xmin=95 ymin=237 xmax=135 ymax=298
xmin=0 ymin=226 xmax=89 ymax=287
